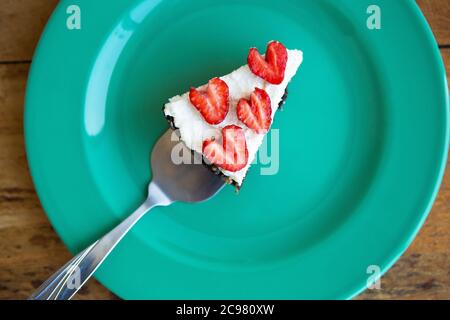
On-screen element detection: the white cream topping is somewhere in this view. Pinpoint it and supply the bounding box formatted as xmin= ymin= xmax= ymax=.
xmin=164 ymin=49 xmax=303 ymax=185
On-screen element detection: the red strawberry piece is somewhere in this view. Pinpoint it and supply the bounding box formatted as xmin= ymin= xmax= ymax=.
xmin=189 ymin=77 xmax=229 ymax=125
xmin=247 ymin=41 xmax=288 ymax=84
xmin=237 ymin=88 xmax=272 ymax=134
xmin=203 ymin=125 xmax=249 ymax=172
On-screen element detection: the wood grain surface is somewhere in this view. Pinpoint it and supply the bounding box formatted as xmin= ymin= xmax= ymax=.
xmin=417 ymin=0 xmax=450 ymax=45
xmin=0 ymin=0 xmax=448 ymax=300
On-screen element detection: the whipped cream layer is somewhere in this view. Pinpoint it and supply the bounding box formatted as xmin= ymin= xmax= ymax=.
xmin=164 ymin=49 xmax=303 ymax=185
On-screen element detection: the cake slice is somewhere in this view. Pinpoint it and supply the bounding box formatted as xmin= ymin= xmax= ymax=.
xmin=164 ymin=41 xmax=303 ymax=188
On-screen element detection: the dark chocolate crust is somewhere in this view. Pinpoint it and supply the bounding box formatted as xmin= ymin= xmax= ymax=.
xmin=278 ymin=87 xmax=288 ymax=109
xmin=163 ymin=88 xmax=289 ymax=189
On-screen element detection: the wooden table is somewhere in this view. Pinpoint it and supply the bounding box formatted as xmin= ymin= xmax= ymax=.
xmin=0 ymin=0 xmax=448 ymax=300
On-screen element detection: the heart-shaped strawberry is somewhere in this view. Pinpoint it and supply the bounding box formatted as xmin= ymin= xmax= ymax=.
xmin=247 ymin=41 xmax=288 ymax=85
xmin=237 ymin=88 xmax=272 ymax=134
xmin=189 ymin=77 xmax=229 ymax=125
xmin=203 ymin=125 xmax=249 ymax=172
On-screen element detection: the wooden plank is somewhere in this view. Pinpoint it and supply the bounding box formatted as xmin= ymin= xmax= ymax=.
xmin=417 ymin=0 xmax=450 ymax=45
xmin=0 ymin=64 xmax=117 ymax=300
xmin=0 ymin=0 xmax=59 ymax=62
xmin=442 ymin=48 xmax=450 ymax=79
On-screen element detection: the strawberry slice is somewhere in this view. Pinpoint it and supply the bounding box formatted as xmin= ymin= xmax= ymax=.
xmin=237 ymin=88 xmax=272 ymax=134
xmin=189 ymin=77 xmax=229 ymax=125
xmin=247 ymin=41 xmax=288 ymax=84
xmin=203 ymin=125 xmax=249 ymax=172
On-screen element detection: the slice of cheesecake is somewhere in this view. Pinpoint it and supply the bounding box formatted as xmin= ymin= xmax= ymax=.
xmin=164 ymin=41 xmax=303 ymax=188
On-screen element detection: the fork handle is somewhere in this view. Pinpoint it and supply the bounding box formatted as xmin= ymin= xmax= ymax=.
xmin=29 ymin=182 xmax=172 ymax=300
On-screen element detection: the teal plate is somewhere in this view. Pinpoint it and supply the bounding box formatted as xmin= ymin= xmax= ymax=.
xmin=25 ymin=0 xmax=448 ymax=299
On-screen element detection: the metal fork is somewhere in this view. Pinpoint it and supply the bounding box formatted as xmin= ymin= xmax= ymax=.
xmin=29 ymin=129 xmax=224 ymax=300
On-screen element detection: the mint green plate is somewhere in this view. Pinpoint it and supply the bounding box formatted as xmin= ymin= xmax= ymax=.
xmin=25 ymin=0 xmax=448 ymax=299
